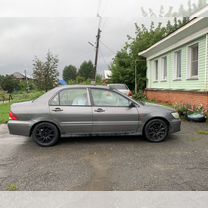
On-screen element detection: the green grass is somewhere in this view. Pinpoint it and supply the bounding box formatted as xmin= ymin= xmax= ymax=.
xmin=197 ymin=131 xmax=208 ymax=135
xmin=0 ymin=91 xmax=43 ymax=124
xmin=190 ymin=137 xmax=203 ymax=141
xmin=7 ymin=183 xmax=18 ymax=191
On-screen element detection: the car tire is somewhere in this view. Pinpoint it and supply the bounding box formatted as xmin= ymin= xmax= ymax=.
xmin=32 ymin=122 xmax=59 ymax=147
xmin=144 ymin=119 xmax=168 ymax=142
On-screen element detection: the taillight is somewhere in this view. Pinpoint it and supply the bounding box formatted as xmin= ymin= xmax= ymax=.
xmin=9 ymin=112 xmax=18 ymax=120
xmin=128 ymin=91 xmax=133 ymax=97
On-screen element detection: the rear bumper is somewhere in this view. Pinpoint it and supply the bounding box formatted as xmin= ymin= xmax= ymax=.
xmin=7 ymin=120 xmax=33 ymax=137
xmin=169 ymin=119 xmax=181 ymax=133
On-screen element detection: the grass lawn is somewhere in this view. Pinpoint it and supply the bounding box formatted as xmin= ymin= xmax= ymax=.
xmin=0 ymin=91 xmax=43 ymax=124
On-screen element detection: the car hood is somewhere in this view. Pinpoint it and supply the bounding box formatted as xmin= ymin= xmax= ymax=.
xmin=143 ymin=102 xmax=175 ymax=112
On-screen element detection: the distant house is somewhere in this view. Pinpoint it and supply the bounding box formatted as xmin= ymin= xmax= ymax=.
xmin=11 ymin=72 xmax=33 ymax=80
xmin=139 ymin=12 xmax=208 ymax=108
xmin=102 ymin=70 xmax=112 ymax=85
xmin=104 ymin=70 xmax=112 ymax=80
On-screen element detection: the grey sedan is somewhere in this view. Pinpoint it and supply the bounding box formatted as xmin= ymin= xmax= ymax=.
xmin=8 ymin=85 xmax=181 ymax=147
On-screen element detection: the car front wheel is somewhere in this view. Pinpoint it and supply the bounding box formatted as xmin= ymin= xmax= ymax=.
xmin=32 ymin=122 xmax=59 ymax=147
xmin=144 ymin=119 xmax=169 ymax=142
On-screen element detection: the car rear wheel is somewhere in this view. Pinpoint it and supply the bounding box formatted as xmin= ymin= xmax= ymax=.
xmin=144 ymin=119 xmax=168 ymax=142
xmin=32 ymin=122 xmax=59 ymax=147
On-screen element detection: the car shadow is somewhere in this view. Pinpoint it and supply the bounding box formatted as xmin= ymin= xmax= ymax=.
xmin=57 ymin=134 xmax=178 ymax=146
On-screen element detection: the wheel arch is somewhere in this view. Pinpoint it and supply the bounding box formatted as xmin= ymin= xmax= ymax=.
xmin=29 ymin=121 xmax=61 ymax=137
xmin=142 ymin=117 xmax=170 ymax=136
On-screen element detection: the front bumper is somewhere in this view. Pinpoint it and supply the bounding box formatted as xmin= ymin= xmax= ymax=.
xmin=7 ymin=120 xmax=33 ymax=137
xmin=169 ymin=119 xmax=181 ymax=133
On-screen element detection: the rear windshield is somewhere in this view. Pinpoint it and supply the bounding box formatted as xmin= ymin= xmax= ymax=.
xmin=109 ymin=84 xmax=128 ymax=90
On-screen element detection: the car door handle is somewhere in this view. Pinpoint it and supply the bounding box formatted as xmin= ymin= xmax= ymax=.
xmin=94 ymin=108 xmax=105 ymax=113
xmin=52 ymin=107 xmax=63 ymax=112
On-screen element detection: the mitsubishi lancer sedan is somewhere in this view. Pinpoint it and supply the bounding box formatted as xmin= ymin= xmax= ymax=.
xmin=8 ymin=85 xmax=181 ymax=147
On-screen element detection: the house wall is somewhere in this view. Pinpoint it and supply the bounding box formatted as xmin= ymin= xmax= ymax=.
xmin=145 ymin=89 xmax=208 ymax=109
xmin=147 ymin=35 xmax=207 ymax=91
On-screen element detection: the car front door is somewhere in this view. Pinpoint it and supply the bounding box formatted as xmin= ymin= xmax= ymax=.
xmin=90 ymin=88 xmax=139 ymax=134
xmin=49 ymin=88 xmax=93 ymax=134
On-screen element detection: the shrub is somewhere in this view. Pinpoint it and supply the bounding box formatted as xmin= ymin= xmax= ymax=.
xmin=173 ymin=103 xmax=208 ymax=116
xmin=133 ymin=90 xmax=147 ymax=102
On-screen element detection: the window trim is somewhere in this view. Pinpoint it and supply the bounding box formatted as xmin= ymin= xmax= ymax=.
xmin=48 ymin=87 xmax=91 ymax=107
xmin=161 ymin=56 xmax=167 ymax=81
xmin=174 ymin=49 xmax=182 ymax=80
xmin=187 ymin=42 xmax=199 ymax=79
xmin=154 ymin=59 xmax=159 ymax=82
xmin=89 ymin=88 xmax=136 ymax=108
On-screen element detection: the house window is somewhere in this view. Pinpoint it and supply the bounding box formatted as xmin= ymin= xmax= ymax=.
xmin=162 ymin=56 xmax=167 ymax=80
xmin=189 ymin=43 xmax=199 ymax=78
xmin=174 ymin=50 xmax=182 ymax=79
xmin=154 ymin=60 xmax=158 ymax=81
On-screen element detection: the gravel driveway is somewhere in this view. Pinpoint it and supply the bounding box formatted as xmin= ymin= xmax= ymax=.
xmin=0 ymin=121 xmax=208 ymax=191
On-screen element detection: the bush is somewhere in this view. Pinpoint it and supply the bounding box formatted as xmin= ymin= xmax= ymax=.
xmin=133 ymin=90 xmax=147 ymax=102
xmin=173 ymin=103 xmax=208 ymax=117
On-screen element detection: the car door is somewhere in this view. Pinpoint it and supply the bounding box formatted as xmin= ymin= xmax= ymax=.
xmin=49 ymin=88 xmax=93 ymax=134
xmin=90 ymin=88 xmax=139 ymax=134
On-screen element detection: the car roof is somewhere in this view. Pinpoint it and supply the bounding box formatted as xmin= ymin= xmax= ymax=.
xmin=57 ymin=85 xmax=110 ymax=89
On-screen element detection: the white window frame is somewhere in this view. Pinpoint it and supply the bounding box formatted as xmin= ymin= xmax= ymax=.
xmin=161 ymin=56 xmax=167 ymax=81
xmin=154 ymin=59 xmax=159 ymax=82
xmin=174 ymin=50 xmax=182 ymax=80
xmin=188 ymin=43 xmax=199 ymax=79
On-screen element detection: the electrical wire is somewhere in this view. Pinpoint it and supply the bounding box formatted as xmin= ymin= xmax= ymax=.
xmin=100 ymin=40 xmax=116 ymax=55
xmin=99 ymin=48 xmax=109 ymax=68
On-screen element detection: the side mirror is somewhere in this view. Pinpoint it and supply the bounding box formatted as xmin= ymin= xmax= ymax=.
xmin=129 ymin=102 xmax=135 ymax=108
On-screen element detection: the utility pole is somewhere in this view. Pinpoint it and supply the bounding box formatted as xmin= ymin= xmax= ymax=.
xmin=94 ymin=28 xmax=101 ymax=83
xmin=24 ymin=69 xmax=29 ymax=92
xmin=135 ymin=61 xmax=138 ymax=94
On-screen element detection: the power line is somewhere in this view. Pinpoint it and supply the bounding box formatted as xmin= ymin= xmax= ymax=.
xmin=100 ymin=40 xmax=116 ymax=55
xmin=99 ymin=48 xmax=109 ymax=68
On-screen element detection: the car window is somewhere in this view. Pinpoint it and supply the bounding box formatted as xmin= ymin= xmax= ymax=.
xmin=59 ymin=89 xmax=89 ymax=106
xmin=91 ymin=89 xmax=130 ymax=107
xmin=50 ymin=94 xmax=59 ymax=105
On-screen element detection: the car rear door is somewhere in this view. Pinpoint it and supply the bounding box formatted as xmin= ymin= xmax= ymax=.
xmin=90 ymin=88 xmax=139 ymax=134
xmin=49 ymin=88 xmax=93 ymax=134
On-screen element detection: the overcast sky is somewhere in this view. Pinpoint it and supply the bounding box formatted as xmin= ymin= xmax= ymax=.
xmin=0 ymin=0 xmax=199 ymax=77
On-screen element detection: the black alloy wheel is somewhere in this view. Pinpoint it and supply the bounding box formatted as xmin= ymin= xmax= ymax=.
xmin=144 ymin=119 xmax=168 ymax=142
xmin=32 ymin=122 xmax=59 ymax=147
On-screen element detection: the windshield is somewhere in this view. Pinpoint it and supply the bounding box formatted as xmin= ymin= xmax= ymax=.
xmin=109 ymin=84 xmax=128 ymax=90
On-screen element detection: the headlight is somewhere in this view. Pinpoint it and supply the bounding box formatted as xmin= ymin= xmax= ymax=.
xmin=171 ymin=112 xmax=180 ymax=119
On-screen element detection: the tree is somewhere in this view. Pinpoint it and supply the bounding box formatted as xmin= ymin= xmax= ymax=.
xmin=141 ymin=0 xmax=207 ymax=17
xmin=33 ymin=51 xmax=59 ymax=92
xmin=63 ymin=65 xmax=77 ymax=82
xmin=111 ymin=19 xmax=190 ymax=92
xmin=78 ymin=60 xmax=95 ymax=80
xmin=0 ymin=75 xmax=20 ymax=93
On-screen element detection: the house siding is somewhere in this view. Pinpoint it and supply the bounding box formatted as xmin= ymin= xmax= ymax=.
xmin=147 ymin=35 xmax=207 ymax=91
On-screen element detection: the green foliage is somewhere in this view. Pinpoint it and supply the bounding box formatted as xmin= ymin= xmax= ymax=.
xmin=63 ymin=65 xmax=77 ymax=82
xmin=0 ymin=91 xmax=44 ymax=124
xmin=33 ymin=51 xmax=59 ymax=92
xmin=140 ymin=0 xmax=207 ymax=17
xmin=0 ymin=75 xmax=20 ymax=93
xmin=133 ymin=91 xmax=147 ymax=102
xmin=78 ymin=60 xmax=95 ymax=80
xmin=173 ymin=103 xmax=208 ymax=116
xmin=95 ymin=74 xmax=103 ymax=85
xmin=7 ymin=184 xmax=18 ymax=191
xmin=18 ymin=80 xmax=37 ymax=91
xmin=111 ymin=18 xmax=190 ymax=92
xmin=197 ymin=131 xmax=208 ymax=135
